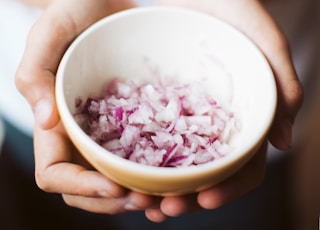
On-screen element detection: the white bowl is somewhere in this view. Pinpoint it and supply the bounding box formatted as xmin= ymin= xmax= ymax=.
xmin=56 ymin=7 xmax=277 ymax=196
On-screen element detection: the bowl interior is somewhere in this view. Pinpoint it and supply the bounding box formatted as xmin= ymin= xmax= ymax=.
xmin=56 ymin=7 xmax=276 ymax=177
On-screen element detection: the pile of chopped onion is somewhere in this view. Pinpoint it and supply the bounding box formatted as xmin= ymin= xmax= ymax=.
xmin=75 ymin=78 xmax=238 ymax=167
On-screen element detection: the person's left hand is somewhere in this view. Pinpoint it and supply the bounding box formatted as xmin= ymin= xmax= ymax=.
xmin=15 ymin=0 xmax=158 ymax=219
xmin=145 ymin=0 xmax=303 ymax=222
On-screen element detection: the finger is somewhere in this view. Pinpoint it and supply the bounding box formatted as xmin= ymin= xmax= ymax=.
xmin=250 ymin=13 xmax=303 ymax=150
xmin=34 ymin=123 xmax=125 ymax=198
xmin=63 ymin=192 xmax=155 ymax=215
xmin=62 ymin=194 xmax=128 ymax=215
xmin=144 ymin=197 xmax=166 ymax=222
xmin=145 ymin=208 xmax=168 ymax=223
xmin=15 ymin=2 xmax=79 ymax=129
xmin=122 ymin=192 xmax=156 ymax=211
xmin=266 ymin=52 xmax=303 ymax=150
xmin=160 ymin=194 xmax=201 ymax=217
xmin=198 ymin=140 xmax=268 ymax=209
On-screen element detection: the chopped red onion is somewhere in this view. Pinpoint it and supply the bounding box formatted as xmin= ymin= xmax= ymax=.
xmin=75 ymin=78 xmax=239 ymax=167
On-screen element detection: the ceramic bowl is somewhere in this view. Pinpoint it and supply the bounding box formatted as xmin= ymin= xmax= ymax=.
xmin=56 ymin=7 xmax=277 ymax=196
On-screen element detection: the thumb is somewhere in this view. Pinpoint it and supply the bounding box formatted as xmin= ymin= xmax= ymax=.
xmin=15 ymin=2 xmax=76 ymax=129
xmin=15 ymin=65 xmax=59 ymax=129
xmin=15 ymin=22 xmax=66 ymax=130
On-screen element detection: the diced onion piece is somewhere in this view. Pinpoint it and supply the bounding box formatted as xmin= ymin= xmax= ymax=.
xmin=75 ymin=78 xmax=239 ymax=167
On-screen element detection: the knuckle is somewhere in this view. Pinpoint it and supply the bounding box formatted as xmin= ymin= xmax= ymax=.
xmin=15 ymin=66 xmax=33 ymax=95
xmin=292 ymin=80 xmax=304 ymax=108
xmin=34 ymin=170 xmax=51 ymax=192
xmin=285 ymin=79 xmax=304 ymax=118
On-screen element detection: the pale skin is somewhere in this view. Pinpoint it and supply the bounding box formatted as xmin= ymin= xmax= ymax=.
xmin=16 ymin=0 xmax=303 ymax=223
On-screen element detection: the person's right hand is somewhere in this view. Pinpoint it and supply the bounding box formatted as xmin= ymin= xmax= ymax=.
xmin=15 ymin=0 xmax=158 ymax=216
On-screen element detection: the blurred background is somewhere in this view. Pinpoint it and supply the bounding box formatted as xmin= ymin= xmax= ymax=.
xmin=290 ymin=63 xmax=320 ymax=230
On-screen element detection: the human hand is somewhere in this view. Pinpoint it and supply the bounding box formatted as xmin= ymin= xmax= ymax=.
xmin=15 ymin=0 xmax=158 ymax=217
xmin=145 ymin=0 xmax=303 ymax=222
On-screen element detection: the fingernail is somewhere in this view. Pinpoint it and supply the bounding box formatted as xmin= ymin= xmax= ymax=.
xmin=124 ymin=202 xmax=140 ymax=211
xmin=98 ymin=190 xmax=111 ymax=198
xmin=280 ymin=119 xmax=292 ymax=150
xmin=34 ymin=98 xmax=52 ymax=128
